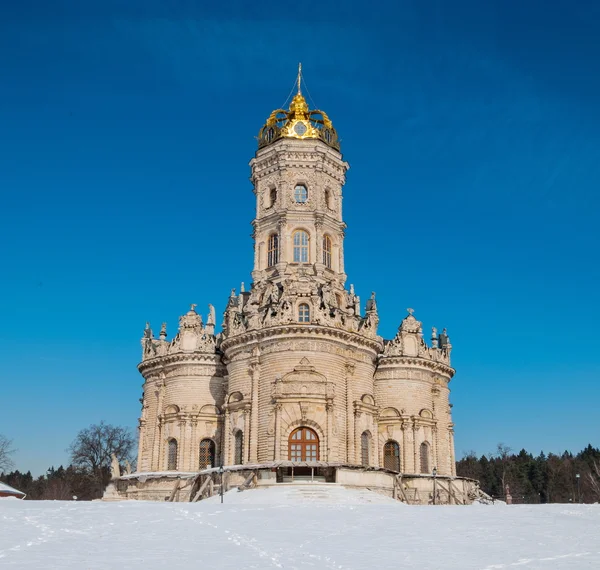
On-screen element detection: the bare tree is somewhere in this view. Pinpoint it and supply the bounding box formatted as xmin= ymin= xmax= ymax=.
xmin=68 ymin=422 xmax=136 ymax=497
xmin=0 ymin=434 xmax=16 ymax=472
xmin=495 ymin=443 xmax=512 ymax=494
xmin=587 ymin=460 xmax=600 ymax=501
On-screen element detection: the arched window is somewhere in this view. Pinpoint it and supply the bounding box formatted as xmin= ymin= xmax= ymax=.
xmin=234 ymin=430 xmax=244 ymax=465
xmin=420 ymin=442 xmax=430 ymax=474
xmin=269 ymin=187 xmax=277 ymax=207
xmin=361 ymin=431 xmax=370 ymax=466
xmin=199 ymin=439 xmax=216 ymax=470
xmin=383 ymin=440 xmax=401 ymax=472
xmin=294 ymin=184 xmax=308 ymax=203
xmin=289 ymin=427 xmax=319 ymax=461
xmin=167 ymin=438 xmax=178 ymax=471
xmin=267 ymin=234 xmax=279 ymax=267
xmin=298 ymin=303 xmax=310 ymax=323
xmin=322 ymin=235 xmax=332 ymax=269
xmin=293 ymin=230 xmax=309 ymax=263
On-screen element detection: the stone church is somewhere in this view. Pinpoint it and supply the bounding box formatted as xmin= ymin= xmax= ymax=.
xmin=120 ymin=69 xmax=473 ymax=503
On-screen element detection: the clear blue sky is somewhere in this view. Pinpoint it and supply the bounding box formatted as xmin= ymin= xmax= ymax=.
xmin=1 ymin=0 xmax=599 ymax=476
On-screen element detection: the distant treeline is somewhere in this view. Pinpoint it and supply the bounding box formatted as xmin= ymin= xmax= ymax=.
xmin=3 ymin=443 xmax=600 ymax=503
xmin=1 ymin=465 xmax=108 ymax=501
xmin=456 ymin=444 xmax=600 ymax=503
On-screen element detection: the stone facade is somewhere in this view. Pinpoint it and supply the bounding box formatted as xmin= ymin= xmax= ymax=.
xmin=135 ymin=80 xmax=456 ymax=482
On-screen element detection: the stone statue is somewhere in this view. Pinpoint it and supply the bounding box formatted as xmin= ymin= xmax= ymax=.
xmin=124 ymin=459 xmax=132 ymax=475
xmin=207 ymin=304 xmax=216 ymax=325
xmin=110 ymin=453 xmax=121 ymax=480
xmin=266 ymin=282 xmax=280 ymax=305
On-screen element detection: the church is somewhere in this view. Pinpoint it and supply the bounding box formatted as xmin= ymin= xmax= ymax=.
xmin=115 ymin=69 xmax=480 ymax=504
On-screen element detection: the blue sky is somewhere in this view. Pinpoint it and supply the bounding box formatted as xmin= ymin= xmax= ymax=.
xmin=1 ymin=0 xmax=599 ymax=476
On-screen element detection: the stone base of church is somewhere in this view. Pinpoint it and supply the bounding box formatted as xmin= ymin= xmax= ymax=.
xmin=110 ymin=463 xmax=484 ymax=505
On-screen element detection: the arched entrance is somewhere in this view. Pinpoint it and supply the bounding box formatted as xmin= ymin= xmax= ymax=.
xmin=288 ymin=427 xmax=319 ymax=461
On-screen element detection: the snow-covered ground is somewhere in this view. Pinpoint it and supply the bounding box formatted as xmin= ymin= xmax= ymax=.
xmin=1 ymin=485 xmax=599 ymax=569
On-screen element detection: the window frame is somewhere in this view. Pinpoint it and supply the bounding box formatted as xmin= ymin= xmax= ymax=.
xmin=294 ymin=184 xmax=308 ymax=204
xmin=322 ymin=234 xmax=332 ymax=269
xmin=293 ymin=230 xmax=309 ymax=263
xmin=298 ymin=303 xmax=310 ymax=323
xmin=267 ymin=233 xmax=279 ymax=267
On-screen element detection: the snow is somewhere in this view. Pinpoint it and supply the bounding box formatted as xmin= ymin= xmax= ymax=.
xmin=1 ymin=484 xmax=599 ymax=569
xmin=0 ymin=482 xmax=25 ymax=497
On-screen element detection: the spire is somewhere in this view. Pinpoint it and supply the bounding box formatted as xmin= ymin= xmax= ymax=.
xmin=297 ymin=62 xmax=302 ymax=94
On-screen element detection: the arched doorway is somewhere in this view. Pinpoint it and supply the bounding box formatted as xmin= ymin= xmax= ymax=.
xmin=198 ymin=439 xmax=215 ymax=470
xmin=288 ymin=427 xmax=319 ymax=461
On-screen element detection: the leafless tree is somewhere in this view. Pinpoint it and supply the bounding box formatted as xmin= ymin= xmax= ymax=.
xmin=587 ymin=460 xmax=600 ymax=501
xmin=495 ymin=443 xmax=512 ymax=494
xmin=68 ymin=422 xmax=136 ymax=497
xmin=0 ymin=434 xmax=16 ymax=472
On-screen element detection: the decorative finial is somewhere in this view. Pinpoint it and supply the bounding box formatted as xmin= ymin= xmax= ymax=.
xmin=190 ymin=303 xmax=197 ymax=312
xmin=240 ymin=282 xmax=245 ymax=293
xmin=297 ymin=62 xmax=302 ymax=94
xmin=160 ymin=322 xmax=167 ymax=339
xmin=407 ymin=308 xmax=414 ymax=316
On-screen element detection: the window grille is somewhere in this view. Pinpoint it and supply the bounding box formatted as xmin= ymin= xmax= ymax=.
xmin=167 ymin=438 xmax=178 ymax=471
xmin=420 ymin=442 xmax=430 ymax=474
xmin=199 ymin=439 xmax=215 ymax=470
xmin=361 ymin=432 xmax=370 ymax=466
xmin=234 ymin=431 xmax=244 ymax=465
xmin=383 ymin=440 xmax=401 ymax=472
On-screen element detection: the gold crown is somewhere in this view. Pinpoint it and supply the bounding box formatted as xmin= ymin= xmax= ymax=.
xmin=258 ymin=64 xmax=340 ymax=151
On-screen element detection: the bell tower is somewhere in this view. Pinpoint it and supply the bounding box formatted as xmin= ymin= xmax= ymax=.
xmin=250 ymin=64 xmax=349 ymax=288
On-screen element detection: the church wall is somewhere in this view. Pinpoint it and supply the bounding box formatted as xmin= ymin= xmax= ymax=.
xmin=374 ymin=361 xmax=454 ymax=475
xmin=138 ymin=357 xmax=225 ymax=472
xmin=223 ymin=333 xmax=380 ymax=466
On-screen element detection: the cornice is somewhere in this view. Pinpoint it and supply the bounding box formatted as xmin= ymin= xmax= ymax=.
xmin=376 ymin=355 xmax=455 ymax=378
xmin=221 ymin=324 xmax=383 ymax=357
xmin=138 ymin=351 xmax=223 ymax=376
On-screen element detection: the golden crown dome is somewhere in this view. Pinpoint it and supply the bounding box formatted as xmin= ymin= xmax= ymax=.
xmin=258 ymin=64 xmax=340 ymax=151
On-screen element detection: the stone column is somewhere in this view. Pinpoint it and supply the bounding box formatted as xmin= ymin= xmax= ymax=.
xmin=339 ymin=230 xmax=345 ymax=274
xmin=432 ymin=424 xmax=439 ymax=472
xmin=278 ymin=218 xmax=287 ymax=263
xmin=190 ymin=418 xmax=198 ymax=470
xmin=137 ymin=419 xmax=146 ymax=472
xmin=223 ymin=407 xmax=231 ymax=466
xmin=345 ymin=363 xmax=355 ymax=463
xmin=372 ymin=415 xmax=380 ymax=467
xmin=412 ymin=422 xmax=419 ymax=474
xmin=152 ymin=381 xmax=165 ymax=470
xmin=315 ymin=219 xmax=323 ymax=266
xmin=243 ymin=408 xmax=251 ymax=464
xmin=274 ymin=403 xmax=282 ymax=460
xmin=249 ymin=362 xmax=260 ymax=463
xmin=157 ymin=418 xmax=165 ymax=471
xmin=326 ymin=401 xmax=333 ymax=461
xmin=179 ymin=417 xmax=187 ymax=471
xmin=449 ymin=428 xmax=456 ymax=476
xmin=354 ymin=410 xmax=361 ymax=463
xmin=401 ymin=421 xmax=408 ymax=473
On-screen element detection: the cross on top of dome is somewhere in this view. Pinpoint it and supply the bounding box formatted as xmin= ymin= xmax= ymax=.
xmin=258 ymin=64 xmax=340 ymax=151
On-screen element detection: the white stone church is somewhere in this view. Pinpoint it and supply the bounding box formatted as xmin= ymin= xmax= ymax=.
xmin=114 ymin=70 xmax=481 ymax=504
